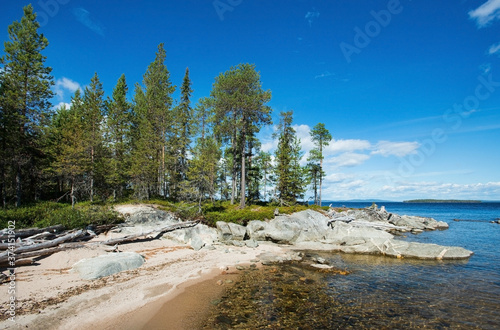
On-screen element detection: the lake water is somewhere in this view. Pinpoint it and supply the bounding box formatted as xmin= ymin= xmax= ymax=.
xmin=203 ymin=202 xmax=500 ymax=329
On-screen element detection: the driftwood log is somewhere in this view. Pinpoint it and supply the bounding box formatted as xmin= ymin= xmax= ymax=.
xmin=98 ymin=220 xmax=199 ymax=246
xmin=0 ymin=220 xmax=200 ymax=267
xmin=0 ymin=224 xmax=65 ymax=241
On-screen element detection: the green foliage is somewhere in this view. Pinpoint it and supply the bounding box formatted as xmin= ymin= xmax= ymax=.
xmin=202 ymin=201 xmax=310 ymax=226
xmin=309 ymin=123 xmax=332 ymax=206
xmin=211 ymin=63 xmax=272 ymax=208
xmin=0 ymin=4 xmax=54 ymax=206
xmin=105 ymin=74 xmax=132 ymax=201
xmin=130 ymin=43 xmax=176 ymax=200
xmin=0 ymin=201 xmax=123 ymax=229
xmin=35 ymin=203 xmax=123 ymax=229
xmin=274 ymin=111 xmax=307 ymax=204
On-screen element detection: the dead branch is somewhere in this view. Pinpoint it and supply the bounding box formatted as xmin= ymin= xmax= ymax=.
xmin=97 ymin=220 xmax=199 ymax=246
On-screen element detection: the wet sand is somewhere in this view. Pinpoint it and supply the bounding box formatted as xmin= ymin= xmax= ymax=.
xmin=139 ymin=271 xmax=239 ymax=330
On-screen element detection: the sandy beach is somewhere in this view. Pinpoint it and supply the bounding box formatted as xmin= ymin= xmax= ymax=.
xmin=0 ymin=225 xmax=288 ymax=330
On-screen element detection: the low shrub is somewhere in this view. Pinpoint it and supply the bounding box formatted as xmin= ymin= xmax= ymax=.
xmin=0 ymin=202 xmax=123 ymax=230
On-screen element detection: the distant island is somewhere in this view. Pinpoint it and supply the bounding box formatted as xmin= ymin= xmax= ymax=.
xmin=403 ymin=199 xmax=482 ymax=203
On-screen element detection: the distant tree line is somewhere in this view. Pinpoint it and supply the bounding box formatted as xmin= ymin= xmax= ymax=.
xmin=0 ymin=5 xmax=332 ymax=209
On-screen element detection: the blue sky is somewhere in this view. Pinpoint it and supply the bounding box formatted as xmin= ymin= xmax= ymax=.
xmin=2 ymin=0 xmax=500 ymax=201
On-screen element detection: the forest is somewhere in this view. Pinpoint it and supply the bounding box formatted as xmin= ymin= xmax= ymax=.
xmin=0 ymin=5 xmax=333 ymax=224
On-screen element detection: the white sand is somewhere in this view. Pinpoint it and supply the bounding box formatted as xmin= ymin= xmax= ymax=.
xmin=0 ymin=205 xmax=288 ymax=329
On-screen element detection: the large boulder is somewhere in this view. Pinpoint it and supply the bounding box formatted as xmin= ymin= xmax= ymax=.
xmin=72 ymin=252 xmax=145 ymax=280
xmin=246 ymin=220 xmax=268 ymax=241
xmin=262 ymin=210 xmax=330 ymax=244
xmin=216 ymin=222 xmax=247 ymax=241
xmin=163 ymin=224 xmax=218 ymax=248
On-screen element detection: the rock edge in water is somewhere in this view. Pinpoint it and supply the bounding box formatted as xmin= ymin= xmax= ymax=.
xmin=115 ymin=205 xmax=473 ymax=261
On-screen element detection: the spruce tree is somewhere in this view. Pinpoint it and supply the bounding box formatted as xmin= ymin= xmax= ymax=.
xmin=82 ymin=73 xmax=106 ymax=202
xmin=0 ymin=4 xmax=54 ymax=206
xmin=106 ymin=74 xmax=132 ymax=200
xmin=130 ymin=44 xmax=175 ymax=199
xmin=50 ymin=92 xmax=86 ymax=207
xmin=176 ymin=68 xmax=193 ymax=181
xmin=274 ymin=111 xmax=306 ymax=204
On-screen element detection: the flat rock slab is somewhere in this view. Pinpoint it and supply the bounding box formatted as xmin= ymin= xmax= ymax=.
xmin=72 ymin=252 xmax=145 ymax=280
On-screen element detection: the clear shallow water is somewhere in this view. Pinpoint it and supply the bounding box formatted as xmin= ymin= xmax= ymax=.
xmin=205 ymin=202 xmax=500 ymax=329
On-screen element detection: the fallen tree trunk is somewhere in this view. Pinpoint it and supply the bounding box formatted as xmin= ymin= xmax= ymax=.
xmin=0 ymin=220 xmax=200 ymax=267
xmin=0 ymin=225 xmax=65 ymax=240
xmin=0 ymin=230 xmax=85 ymax=264
xmin=98 ymin=220 xmax=199 ymax=246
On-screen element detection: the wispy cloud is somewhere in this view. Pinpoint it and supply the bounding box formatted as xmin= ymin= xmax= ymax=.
xmin=73 ymin=7 xmax=105 ymax=36
xmin=325 ymin=139 xmax=371 ymax=154
xmin=469 ymin=0 xmax=500 ymax=27
xmin=305 ymin=9 xmax=320 ymax=26
xmin=488 ymin=42 xmax=500 ymax=55
xmin=327 ymin=152 xmax=370 ymax=168
xmin=54 ymin=77 xmax=82 ymax=101
xmin=371 ymin=141 xmax=420 ymax=157
xmin=314 ymin=71 xmax=333 ymax=79
xmin=381 ymin=181 xmax=500 ymax=199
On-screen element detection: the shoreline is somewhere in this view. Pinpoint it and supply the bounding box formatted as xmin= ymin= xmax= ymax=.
xmin=0 ymin=234 xmax=288 ymax=330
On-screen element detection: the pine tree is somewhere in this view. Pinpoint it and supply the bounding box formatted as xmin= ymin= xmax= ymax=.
xmin=306 ymin=159 xmax=321 ymax=205
xmin=309 ymin=123 xmax=332 ymax=206
xmin=0 ymin=4 xmax=54 ymax=206
xmin=105 ymin=74 xmax=132 ymax=201
xmin=274 ymin=111 xmax=306 ymax=204
xmin=211 ymin=63 xmax=272 ymax=208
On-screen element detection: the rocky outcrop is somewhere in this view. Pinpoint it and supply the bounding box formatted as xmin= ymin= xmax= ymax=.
xmin=114 ymin=204 xmax=473 ymax=260
xmin=245 ymin=208 xmax=473 ymax=260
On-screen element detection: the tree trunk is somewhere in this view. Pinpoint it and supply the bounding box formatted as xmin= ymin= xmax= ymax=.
xmin=90 ymin=145 xmax=94 ymax=203
xmin=16 ymin=164 xmax=22 ymax=207
xmin=71 ymin=178 xmax=75 ymax=209
xmin=240 ymin=146 xmax=246 ymax=209
xmin=319 ymin=157 xmax=323 ymax=207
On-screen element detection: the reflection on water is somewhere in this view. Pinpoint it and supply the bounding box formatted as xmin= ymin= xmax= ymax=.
xmin=203 ymin=254 xmax=500 ymax=329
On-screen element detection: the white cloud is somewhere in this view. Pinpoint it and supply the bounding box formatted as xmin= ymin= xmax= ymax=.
xmin=371 ymin=141 xmax=420 ymax=157
xmin=325 ymin=139 xmax=371 ymax=154
xmin=54 ymin=77 xmax=82 ymax=101
xmin=53 ymin=101 xmax=72 ymax=110
xmin=326 ymin=152 xmax=370 ymax=168
xmin=488 ymin=42 xmax=500 ymax=55
xmin=469 ymin=0 xmax=500 ymax=27
xmin=379 ymin=181 xmax=500 ymax=200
